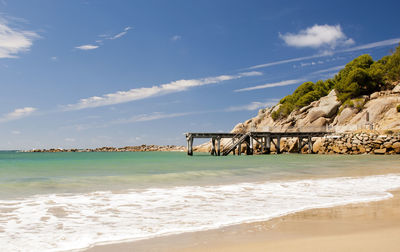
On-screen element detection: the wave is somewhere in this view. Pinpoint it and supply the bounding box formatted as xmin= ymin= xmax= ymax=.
xmin=0 ymin=174 xmax=400 ymax=251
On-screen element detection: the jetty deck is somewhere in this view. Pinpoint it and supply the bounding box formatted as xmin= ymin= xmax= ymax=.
xmin=185 ymin=131 xmax=327 ymax=156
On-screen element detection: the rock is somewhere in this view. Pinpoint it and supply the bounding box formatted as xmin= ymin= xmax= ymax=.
xmin=304 ymin=90 xmax=341 ymax=123
xmin=332 ymin=146 xmax=341 ymax=153
xmin=312 ymin=138 xmax=324 ymax=153
xmin=374 ymin=148 xmax=387 ymax=154
xmin=383 ymin=142 xmax=392 ymax=149
xmin=393 ymin=84 xmax=400 ymax=93
xmin=370 ymin=92 xmax=380 ymax=99
xmin=311 ymin=117 xmax=328 ymax=127
xmin=393 ymin=142 xmax=400 ymax=153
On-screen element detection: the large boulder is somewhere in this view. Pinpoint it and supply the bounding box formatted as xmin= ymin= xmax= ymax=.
xmin=393 ymin=84 xmax=400 ymax=93
xmin=334 ymin=107 xmax=358 ymax=125
xmin=301 ymin=90 xmax=341 ymax=124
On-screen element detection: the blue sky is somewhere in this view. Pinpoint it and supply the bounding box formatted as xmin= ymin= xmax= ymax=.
xmin=0 ymin=0 xmax=399 ymax=149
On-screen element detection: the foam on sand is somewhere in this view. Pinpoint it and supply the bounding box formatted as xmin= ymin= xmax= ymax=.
xmin=0 ymin=174 xmax=400 ymax=251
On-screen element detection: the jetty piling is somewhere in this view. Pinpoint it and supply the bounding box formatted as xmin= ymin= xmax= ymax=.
xmin=185 ymin=131 xmax=327 ymax=156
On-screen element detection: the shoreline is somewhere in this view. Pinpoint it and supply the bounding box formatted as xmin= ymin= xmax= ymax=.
xmin=85 ymin=188 xmax=400 ymax=252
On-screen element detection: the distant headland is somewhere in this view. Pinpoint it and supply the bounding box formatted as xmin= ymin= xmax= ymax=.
xmin=24 ymin=145 xmax=185 ymax=153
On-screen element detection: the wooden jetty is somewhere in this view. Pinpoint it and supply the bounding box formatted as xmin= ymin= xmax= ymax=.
xmin=185 ymin=131 xmax=327 ymax=156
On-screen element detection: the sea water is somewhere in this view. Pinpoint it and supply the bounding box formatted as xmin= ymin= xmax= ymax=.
xmin=0 ymin=151 xmax=400 ymax=251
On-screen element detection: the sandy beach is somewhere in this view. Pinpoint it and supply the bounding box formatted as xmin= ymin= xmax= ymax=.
xmin=86 ymin=189 xmax=400 ymax=252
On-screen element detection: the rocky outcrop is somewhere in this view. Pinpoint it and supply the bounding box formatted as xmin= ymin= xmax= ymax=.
xmin=26 ymin=145 xmax=186 ymax=153
xmin=196 ymin=83 xmax=400 ymax=154
xmin=233 ymin=86 xmax=400 ymax=134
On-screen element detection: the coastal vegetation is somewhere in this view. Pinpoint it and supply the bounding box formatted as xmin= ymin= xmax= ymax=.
xmin=272 ymin=44 xmax=400 ymax=120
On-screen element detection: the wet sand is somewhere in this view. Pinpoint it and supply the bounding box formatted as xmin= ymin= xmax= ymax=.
xmin=85 ymin=189 xmax=400 ymax=252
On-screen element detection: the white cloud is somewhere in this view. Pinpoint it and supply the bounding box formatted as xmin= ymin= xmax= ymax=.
xmin=124 ymin=112 xmax=193 ymax=123
xmin=247 ymin=54 xmax=323 ymax=70
xmin=171 ymin=35 xmax=181 ymax=41
xmin=246 ymin=37 xmax=400 ymax=70
xmin=76 ymin=26 xmax=132 ymax=50
xmin=225 ymin=100 xmax=278 ymax=112
xmin=106 ymin=26 xmax=132 ymax=40
xmin=340 ymin=37 xmax=400 ymax=53
xmin=110 ymin=31 xmax=127 ymax=40
xmin=64 ymin=71 xmax=262 ymax=110
xmin=0 ymin=19 xmax=39 ymax=58
xmin=0 ymin=107 xmax=37 ymax=123
xmin=50 ymin=56 xmax=57 ymax=61
xmin=234 ymin=79 xmax=303 ymax=92
xmin=75 ymin=44 xmax=99 ymax=50
xmin=311 ymin=65 xmax=345 ymax=75
xmin=279 ymin=24 xmax=354 ymax=49
xmin=64 ymin=138 xmax=76 ymax=142
xmin=11 ymin=130 xmax=21 ymax=135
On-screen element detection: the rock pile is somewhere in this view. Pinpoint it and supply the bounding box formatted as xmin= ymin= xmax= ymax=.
xmin=313 ymin=133 xmax=400 ymax=155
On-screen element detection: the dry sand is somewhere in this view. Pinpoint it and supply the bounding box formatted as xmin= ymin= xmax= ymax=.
xmin=85 ymin=189 xmax=400 ymax=252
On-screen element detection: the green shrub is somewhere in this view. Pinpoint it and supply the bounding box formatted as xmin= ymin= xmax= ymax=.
xmin=385 ymin=44 xmax=400 ymax=82
xmin=397 ymin=104 xmax=400 ymax=112
xmin=334 ymin=57 xmax=379 ymax=102
xmin=271 ymin=111 xmax=279 ymax=121
xmin=270 ymin=44 xmax=400 ymax=121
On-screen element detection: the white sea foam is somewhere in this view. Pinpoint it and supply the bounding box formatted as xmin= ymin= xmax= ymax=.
xmin=1 ymin=174 xmax=400 ymax=252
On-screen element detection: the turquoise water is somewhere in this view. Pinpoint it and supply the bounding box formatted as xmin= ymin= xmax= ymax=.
xmin=1 ymin=151 xmax=400 ymax=251
xmin=1 ymin=151 xmax=400 ymax=199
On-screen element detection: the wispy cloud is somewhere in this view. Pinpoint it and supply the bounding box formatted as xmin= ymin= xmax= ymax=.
xmin=75 ymin=44 xmax=99 ymax=50
xmin=247 ymin=54 xmax=326 ymax=70
xmin=0 ymin=107 xmax=37 ymax=123
xmin=64 ymin=71 xmax=262 ymax=110
xmin=117 ymin=112 xmax=194 ymax=123
xmin=108 ymin=27 xmax=132 ymax=40
xmin=339 ymin=37 xmax=400 ymax=53
xmin=0 ymin=18 xmax=39 ymax=58
xmin=75 ymin=26 xmax=132 ymax=50
xmin=171 ymin=35 xmax=181 ymax=41
xmin=234 ymin=79 xmax=303 ymax=92
xmin=311 ymin=65 xmax=345 ymax=75
xmin=225 ymin=100 xmax=278 ymax=111
xmin=247 ymin=37 xmax=400 ymax=70
xmin=279 ymin=24 xmax=354 ymax=49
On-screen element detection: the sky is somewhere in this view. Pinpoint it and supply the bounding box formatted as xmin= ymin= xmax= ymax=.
xmin=0 ymin=0 xmax=400 ymax=150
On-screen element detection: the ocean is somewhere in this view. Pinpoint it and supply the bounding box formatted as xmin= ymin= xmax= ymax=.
xmin=0 ymin=151 xmax=400 ymax=251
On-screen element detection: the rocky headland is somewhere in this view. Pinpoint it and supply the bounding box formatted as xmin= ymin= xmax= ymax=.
xmin=26 ymin=145 xmax=186 ymax=153
xmin=195 ymin=82 xmax=400 ymax=155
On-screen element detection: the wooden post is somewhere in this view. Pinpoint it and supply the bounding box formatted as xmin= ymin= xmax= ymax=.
xmin=276 ymin=136 xmax=281 ymax=154
xmin=266 ymin=136 xmax=271 ymax=154
xmin=217 ymin=137 xmax=221 ymax=156
xmin=246 ymin=136 xmax=251 ymax=155
xmin=298 ymin=137 xmax=302 ymax=153
xmin=249 ymin=135 xmax=254 ymax=155
xmin=238 ymin=143 xmax=241 ymax=155
xmin=308 ymin=136 xmax=313 ymax=154
xmin=211 ymin=138 xmax=216 ymax=156
xmin=187 ymin=135 xmax=193 ymax=156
